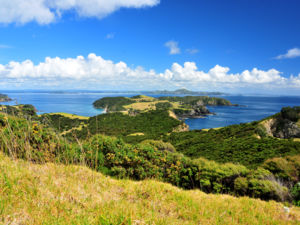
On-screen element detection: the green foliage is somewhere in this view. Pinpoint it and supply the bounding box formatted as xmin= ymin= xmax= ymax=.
xmin=0 ymin=104 xmax=37 ymax=117
xmin=234 ymin=177 xmax=249 ymax=196
xmin=93 ymin=97 xmax=134 ymax=111
xmin=141 ymin=140 xmax=176 ymax=152
xmin=39 ymin=114 xmax=87 ymax=132
xmin=166 ymin=122 xmax=300 ymax=168
xmin=155 ymin=102 xmax=172 ymax=110
xmin=0 ymin=114 xmax=68 ymax=163
xmin=263 ymin=155 xmax=300 ymax=182
xmin=292 ymin=183 xmax=300 ymax=206
xmin=281 ymin=106 xmax=300 ymax=122
xmin=71 ymin=110 xmax=182 ymax=143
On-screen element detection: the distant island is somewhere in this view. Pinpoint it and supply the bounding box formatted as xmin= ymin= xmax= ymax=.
xmin=0 ymin=94 xmax=12 ymax=102
xmin=93 ymin=95 xmax=237 ymax=119
xmin=148 ymin=88 xmax=226 ymax=96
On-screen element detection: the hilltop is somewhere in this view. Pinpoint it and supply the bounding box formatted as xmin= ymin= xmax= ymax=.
xmin=1 ymin=153 xmax=299 ymax=224
xmin=93 ymin=95 xmax=236 ymax=118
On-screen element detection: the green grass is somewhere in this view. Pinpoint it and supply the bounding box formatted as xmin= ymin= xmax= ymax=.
xmin=1 ymin=153 xmax=299 ymax=225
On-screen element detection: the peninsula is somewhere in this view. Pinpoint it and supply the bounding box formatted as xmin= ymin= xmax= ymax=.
xmin=0 ymin=94 xmax=12 ymax=102
xmin=93 ymin=95 xmax=237 ymax=118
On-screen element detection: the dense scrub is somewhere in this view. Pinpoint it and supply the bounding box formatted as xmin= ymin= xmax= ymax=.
xmin=93 ymin=97 xmax=134 ymax=111
xmin=69 ymin=110 xmax=183 ymax=143
xmin=166 ymin=122 xmax=300 ymax=168
xmin=0 ymin=113 xmax=297 ymax=203
xmin=0 ymin=104 xmax=36 ymax=117
xmin=39 ymin=113 xmax=87 ymax=132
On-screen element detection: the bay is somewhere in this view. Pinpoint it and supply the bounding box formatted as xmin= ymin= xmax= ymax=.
xmin=1 ymin=91 xmax=300 ymax=130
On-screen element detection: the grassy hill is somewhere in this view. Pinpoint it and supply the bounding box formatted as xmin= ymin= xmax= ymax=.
xmin=1 ymin=153 xmax=299 ymax=225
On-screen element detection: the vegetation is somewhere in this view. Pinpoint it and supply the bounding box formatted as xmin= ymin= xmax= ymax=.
xmin=281 ymin=106 xmax=300 ymax=122
xmin=39 ymin=113 xmax=87 ymax=133
xmin=2 ymin=105 xmax=300 ymax=207
xmin=70 ymin=110 xmax=183 ymax=143
xmin=93 ymin=97 xmax=134 ymax=112
xmin=93 ymin=95 xmax=236 ymax=118
xmin=166 ymin=122 xmax=300 ymax=168
xmin=157 ymin=96 xmax=234 ymax=106
xmin=0 ymin=104 xmax=36 ymax=117
xmin=1 ymin=153 xmax=299 ymax=224
xmin=0 ymin=113 xmax=298 ymax=204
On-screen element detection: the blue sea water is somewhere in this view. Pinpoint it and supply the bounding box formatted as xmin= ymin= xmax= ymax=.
xmin=1 ymin=91 xmax=300 ymax=130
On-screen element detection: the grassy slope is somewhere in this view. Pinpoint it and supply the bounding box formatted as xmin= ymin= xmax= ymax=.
xmin=1 ymin=153 xmax=299 ymax=225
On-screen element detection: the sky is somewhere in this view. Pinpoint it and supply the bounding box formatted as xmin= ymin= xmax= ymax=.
xmin=0 ymin=0 xmax=300 ymax=94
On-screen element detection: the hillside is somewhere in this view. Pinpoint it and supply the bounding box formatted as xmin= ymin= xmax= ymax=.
xmin=1 ymin=153 xmax=299 ymax=224
xmin=2 ymin=107 xmax=300 ymax=206
xmin=93 ymin=95 xmax=236 ymax=118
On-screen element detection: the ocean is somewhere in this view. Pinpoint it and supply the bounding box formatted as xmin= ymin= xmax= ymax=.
xmin=1 ymin=91 xmax=300 ymax=130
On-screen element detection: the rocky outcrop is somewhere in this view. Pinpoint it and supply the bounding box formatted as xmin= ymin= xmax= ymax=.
xmin=174 ymin=105 xmax=213 ymax=119
xmin=273 ymin=120 xmax=300 ymax=139
xmin=261 ymin=117 xmax=300 ymax=139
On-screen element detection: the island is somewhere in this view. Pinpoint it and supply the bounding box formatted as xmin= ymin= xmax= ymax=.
xmin=148 ymin=88 xmax=226 ymax=96
xmin=93 ymin=95 xmax=237 ymax=119
xmin=0 ymin=94 xmax=12 ymax=102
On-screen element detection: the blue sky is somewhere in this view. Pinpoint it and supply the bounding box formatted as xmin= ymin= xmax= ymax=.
xmin=0 ymin=0 xmax=300 ymax=94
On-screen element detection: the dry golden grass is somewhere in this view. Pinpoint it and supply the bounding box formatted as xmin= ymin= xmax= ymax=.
xmin=0 ymin=153 xmax=299 ymax=225
xmin=127 ymin=132 xmax=145 ymax=136
xmin=48 ymin=112 xmax=89 ymax=120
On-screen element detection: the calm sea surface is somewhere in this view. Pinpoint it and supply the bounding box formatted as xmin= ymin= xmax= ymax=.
xmin=1 ymin=91 xmax=300 ymax=130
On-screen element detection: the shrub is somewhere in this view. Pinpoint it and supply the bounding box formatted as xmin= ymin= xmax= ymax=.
xmin=291 ymin=183 xmax=300 ymax=206
xmin=234 ymin=177 xmax=249 ymax=196
xmin=141 ymin=140 xmax=176 ymax=152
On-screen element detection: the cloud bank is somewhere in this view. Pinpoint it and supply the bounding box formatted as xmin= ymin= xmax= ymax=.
xmin=0 ymin=0 xmax=160 ymax=25
xmin=0 ymin=53 xmax=299 ymax=93
xmin=275 ymin=48 xmax=300 ymax=59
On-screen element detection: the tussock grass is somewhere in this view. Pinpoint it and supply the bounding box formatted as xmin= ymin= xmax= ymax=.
xmin=0 ymin=153 xmax=299 ymax=225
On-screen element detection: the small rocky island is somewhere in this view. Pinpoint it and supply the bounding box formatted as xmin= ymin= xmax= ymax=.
xmin=0 ymin=94 xmax=12 ymax=102
xmin=93 ymin=95 xmax=237 ymax=119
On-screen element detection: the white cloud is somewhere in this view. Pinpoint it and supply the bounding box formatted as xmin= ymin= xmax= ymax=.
xmin=275 ymin=48 xmax=300 ymax=59
xmin=106 ymin=33 xmax=115 ymax=39
xmin=186 ymin=48 xmax=199 ymax=54
xmin=165 ymin=41 xmax=181 ymax=55
xmin=0 ymin=53 xmax=299 ymax=92
xmin=0 ymin=0 xmax=160 ymax=25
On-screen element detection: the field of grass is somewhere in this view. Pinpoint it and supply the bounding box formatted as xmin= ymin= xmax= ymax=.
xmin=1 ymin=153 xmax=299 ymax=225
xmin=48 ymin=112 xmax=89 ymax=120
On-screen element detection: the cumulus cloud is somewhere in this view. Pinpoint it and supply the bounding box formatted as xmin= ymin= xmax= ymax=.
xmin=0 ymin=53 xmax=299 ymax=92
xmin=165 ymin=41 xmax=181 ymax=55
xmin=0 ymin=0 xmax=160 ymax=25
xmin=275 ymin=48 xmax=300 ymax=59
